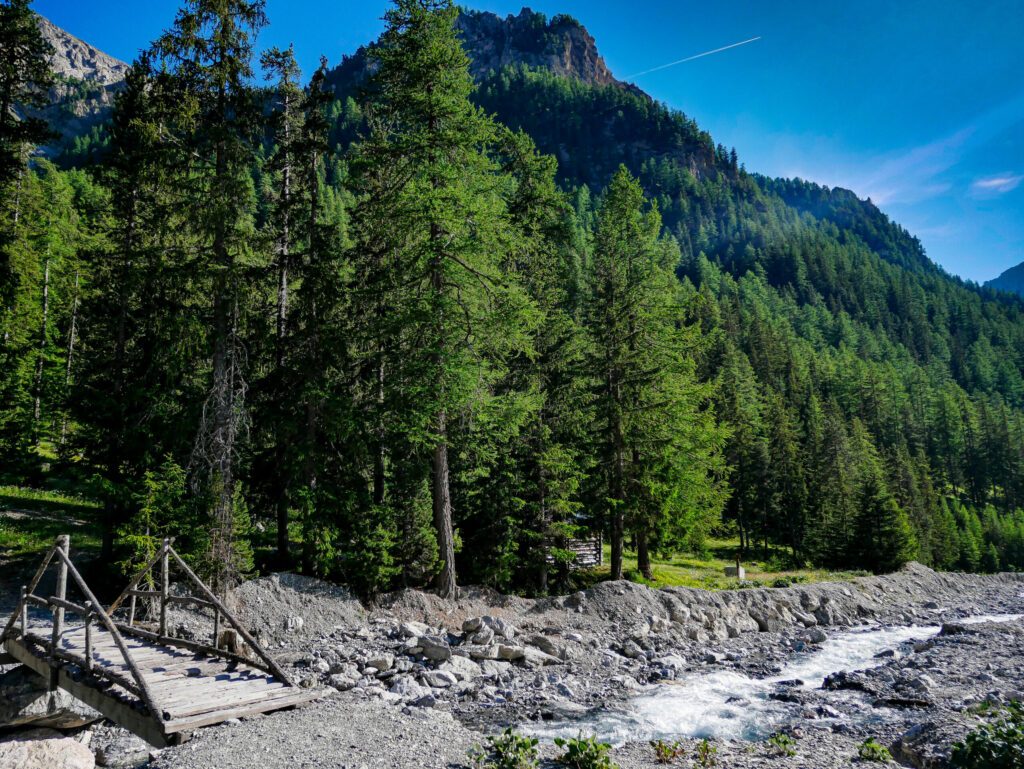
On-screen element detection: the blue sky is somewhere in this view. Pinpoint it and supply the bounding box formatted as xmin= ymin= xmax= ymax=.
xmin=35 ymin=0 xmax=1024 ymax=283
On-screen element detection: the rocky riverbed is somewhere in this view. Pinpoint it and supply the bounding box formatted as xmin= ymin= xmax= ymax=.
xmin=2 ymin=563 xmax=1023 ymax=768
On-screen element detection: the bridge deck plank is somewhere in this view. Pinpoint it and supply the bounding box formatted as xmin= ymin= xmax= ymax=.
xmin=8 ymin=620 xmax=324 ymax=742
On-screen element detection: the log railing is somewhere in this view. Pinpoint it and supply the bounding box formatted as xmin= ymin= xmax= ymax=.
xmin=107 ymin=538 xmax=292 ymax=685
xmin=1 ymin=535 xmax=166 ymax=719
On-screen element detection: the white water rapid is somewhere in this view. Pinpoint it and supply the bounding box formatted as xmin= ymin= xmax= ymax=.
xmin=528 ymin=614 xmax=1022 ymax=745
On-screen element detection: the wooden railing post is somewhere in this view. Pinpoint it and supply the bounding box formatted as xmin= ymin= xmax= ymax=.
xmin=84 ymin=601 xmax=93 ymax=673
xmin=49 ymin=535 xmax=69 ymax=691
xmin=212 ymin=608 xmax=220 ymax=650
xmin=19 ymin=585 xmax=27 ymax=638
xmin=160 ymin=538 xmax=169 ymax=637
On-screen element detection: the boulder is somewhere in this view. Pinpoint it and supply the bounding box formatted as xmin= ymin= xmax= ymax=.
xmin=496 ymin=645 xmax=526 ymax=661
xmin=365 ymin=654 xmax=394 ymax=672
xmin=481 ymin=616 xmax=517 ymax=640
xmin=520 ymin=647 xmax=562 ymax=669
xmin=417 ymin=635 xmax=452 ymax=662
xmin=399 ymin=621 xmax=430 ymax=638
xmin=92 ymin=728 xmax=152 ymax=768
xmin=0 ymin=728 xmax=95 ymax=769
xmin=421 ymin=670 xmax=458 ymax=688
xmin=439 ymin=656 xmax=481 ymax=682
xmin=0 ymin=665 xmax=100 ymax=729
xmin=389 ymin=676 xmax=429 ymax=700
xmin=526 ymin=634 xmax=562 ymax=658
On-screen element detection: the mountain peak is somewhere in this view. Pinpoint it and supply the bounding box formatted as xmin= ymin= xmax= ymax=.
xmin=37 ymin=15 xmax=128 ymax=87
xmin=455 ymin=8 xmax=619 ymax=87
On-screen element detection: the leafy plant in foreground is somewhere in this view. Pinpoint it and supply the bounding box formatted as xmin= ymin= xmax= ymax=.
xmin=695 ymin=739 xmax=718 ymax=768
xmin=650 ymin=738 xmax=686 ymax=764
xmin=554 ymin=734 xmax=619 ymax=769
xmin=469 ymin=728 xmax=540 ymax=769
xmin=857 ymin=737 xmax=892 ymax=762
xmin=766 ymin=732 xmax=797 ymax=757
xmin=951 ymin=701 xmax=1024 ymax=769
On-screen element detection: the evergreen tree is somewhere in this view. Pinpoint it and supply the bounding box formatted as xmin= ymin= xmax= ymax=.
xmin=148 ymin=0 xmax=268 ymax=593
xmin=585 ymin=166 xmax=726 ymax=580
xmin=349 ymin=0 xmax=535 ymax=597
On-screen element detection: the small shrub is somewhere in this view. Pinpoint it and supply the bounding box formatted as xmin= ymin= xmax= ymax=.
xmin=857 ymin=738 xmax=893 ymax=762
xmin=650 ymin=738 xmax=686 ymax=764
xmin=554 ymin=734 xmax=619 ymax=769
xmin=469 ymin=728 xmax=540 ymax=769
xmin=767 ymin=732 xmax=797 ymax=757
xmin=771 ymin=577 xmax=792 ymax=588
xmin=951 ymin=701 xmax=1024 ymax=769
xmin=695 ymin=739 xmax=718 ymax=768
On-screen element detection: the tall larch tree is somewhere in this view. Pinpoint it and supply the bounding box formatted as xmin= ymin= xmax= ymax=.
xmin=586 ymin=166 xmax=726 ymax=580
xmin=149 ymin=0 xmax=267 ymax=593
xmin=349 ymin=0 xmax=535 ymax=597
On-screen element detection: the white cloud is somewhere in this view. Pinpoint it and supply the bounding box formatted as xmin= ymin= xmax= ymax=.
xmin=971 ymin=174 xmax=1023 ymax=195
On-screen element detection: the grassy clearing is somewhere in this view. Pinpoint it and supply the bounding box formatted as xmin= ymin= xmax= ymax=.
xmin=578 ymin=538 xmax=868 ymax=590
xmin=0 ymin=485 xmax=102 ymax=563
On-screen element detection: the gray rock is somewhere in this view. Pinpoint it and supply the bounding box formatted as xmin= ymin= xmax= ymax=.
xmin=496 ymin=645 xmax=525 ymax=661
xmin=421 ymin=670 xmax=458 ymax=688
xmin=0 ymin=728 xmax=95 ymax=769
xmin=365 ymin=654 xmax=394 ymax=672
xmin=439 ymin=656 xmax=481 ymax=682
xmin=0 ymin=665 xmax=100 ymax=729
xmin=418 ymin=635 xmax=452 ymax=662
xmin=93 ymin=727 xmax=153 ymax=768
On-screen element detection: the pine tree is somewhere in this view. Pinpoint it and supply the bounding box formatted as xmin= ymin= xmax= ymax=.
xmin=585 ymin=166 xmax=726 ymax=580
xmin=149 ymin=0 xmax=268 ymax=593
xmin=348 ymin=0 xmax=535 ymax=597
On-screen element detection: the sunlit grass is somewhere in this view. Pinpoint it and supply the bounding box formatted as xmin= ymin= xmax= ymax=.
xmin=579 ymin=537 xmax=868 ymax=590
xmin=0 ymin=485 xmax=102 ymax=562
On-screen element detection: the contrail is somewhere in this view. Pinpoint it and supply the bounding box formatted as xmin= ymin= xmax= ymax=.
xmin=626 ymin=36 xmax=762 ymax=79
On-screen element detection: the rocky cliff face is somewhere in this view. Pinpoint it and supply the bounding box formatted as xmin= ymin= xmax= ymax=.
xmin=38 ymin=15 xmax=128 ymax=86
xmin=32 ymin=15 xmax=129 ymax=156
xmin=325 ymin=7 xmax=627 ymax=104
xmin=455 ymin=8 xmax=619 ymax=86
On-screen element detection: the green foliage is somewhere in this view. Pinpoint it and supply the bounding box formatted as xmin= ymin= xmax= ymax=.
xmin=469 ymin=729 xmax=540 ymax=769
xmin=695 ymin=739 xmax=718 ymax=768
xmin=857 ymin=738 xmax=893 ymax=762
xmin=951 ymin=701 xmax=1024 ymax=769
xmin=650 ymin=738 xmax=686 ymax=764
xmin=554 ymin=735 xmax=619 ymax=769
xmin=12 ymin=0 xmax=1024 ymax=596
xmin=766 ymin=732 xmax=797 ymax=757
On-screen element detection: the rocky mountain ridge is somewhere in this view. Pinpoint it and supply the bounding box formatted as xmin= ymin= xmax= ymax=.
xmin=31 ymin=15 xmax=129 ymax=157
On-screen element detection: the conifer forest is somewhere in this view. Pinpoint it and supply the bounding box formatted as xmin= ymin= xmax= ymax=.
xmin=4 ymin=0 xmax=1024 ymax=601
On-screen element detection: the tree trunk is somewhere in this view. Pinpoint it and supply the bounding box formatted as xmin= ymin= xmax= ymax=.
xmin=432 ymin=409 xmax=457 ymax=599
xmin=609 ymin=366 xmax=625 ymax=581
xmin=274 ymin=92 xmax=292 ymax=562
xmin=636 ymin=528 xmax=653 ymax=580
xmin=59 ymin=268 xmax=80 ymax=447
xmin=32 ymin=254 xmax=50 ymax=437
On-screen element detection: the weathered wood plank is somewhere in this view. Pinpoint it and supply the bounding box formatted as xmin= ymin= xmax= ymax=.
xmin=164 ymin=688 xmax=325 ymax=733
xmin=4 ymin=638 xmax=169 ymax=747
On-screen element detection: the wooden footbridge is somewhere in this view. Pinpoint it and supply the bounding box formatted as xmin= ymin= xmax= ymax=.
xmin=0 ymin=536 xmax=323 ymax=746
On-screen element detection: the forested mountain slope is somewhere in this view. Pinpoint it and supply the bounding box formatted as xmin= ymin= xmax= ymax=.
xmin=987 ymin=261 xmax=1024 ymax=297
xmin=5 ymin=3 xmax=1024 ymax=595
xmin=317 ymin=9 xmax=1024 ymax=573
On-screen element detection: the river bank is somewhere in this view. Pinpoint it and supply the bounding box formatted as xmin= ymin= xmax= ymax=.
xmin=3 ymin=563 xmax=1023 ymax=768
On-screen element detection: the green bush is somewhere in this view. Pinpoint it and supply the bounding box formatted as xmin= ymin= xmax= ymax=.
xmin=554 ymin=734 xmax=619 ymax=769
xmin=857 ymin=738 xmax=892 ymax=762
xmin=767 ymin=732 xmax=797 ymax=757
xmin=695 ymin=739 xmax=718 ymax=768
xmin=951 ymin=701 xmax=1024 ymax=769
xmin=650 ymin=738 xmax=686 ymax=764
xmin=469 ymin=728 xmax=540 ymax=769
